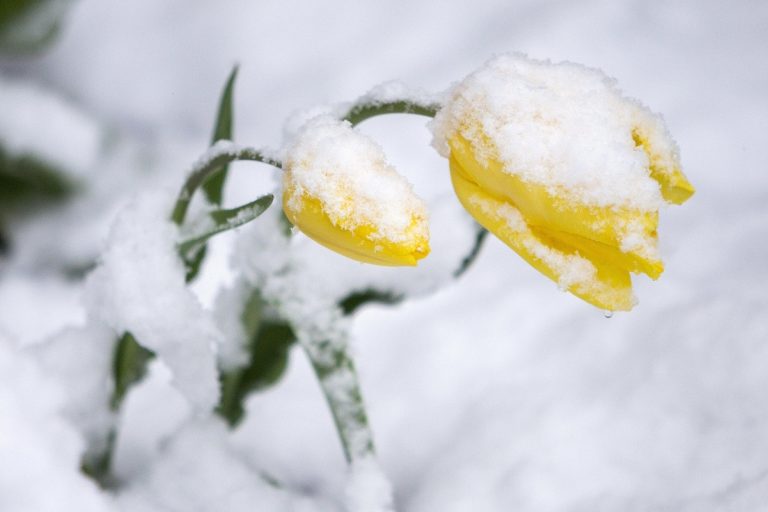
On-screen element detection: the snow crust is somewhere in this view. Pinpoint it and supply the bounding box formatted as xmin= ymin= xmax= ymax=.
xmin=84 ymin=190 xmax=221 ymax=413
xmin=432 ymin=53 xmax=676 ymax=210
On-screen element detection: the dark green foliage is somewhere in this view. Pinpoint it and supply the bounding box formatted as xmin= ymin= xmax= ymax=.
xmin=80 ymin=430 xmax=117 ymax=489
xmin=339 ymin=288 xmax=403 ymax=315
xmin=110 ymin=332 xmax=154 ymax=411
xmin=216 ymin=292 xmax=297 ymax=427
xmin=202 ymin=65 xmax=239 ymax=205
xmin=0 ymin=148 xmax=75 ymax=213
xmin=0 ymin=0 xmax=63 ymax=52
xmin=180 ymin=194 xmax=274 ymax=283
xmin=183 ymin=245 xmax=207 ymax=283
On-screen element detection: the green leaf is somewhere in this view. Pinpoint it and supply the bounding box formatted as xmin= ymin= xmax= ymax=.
xmin=0 ymin=0 xmax=64 ymax=53
xmin=183 ymin=245 xmax=207 ymax=283
xmin=339 ymin=288 xmax=403 ymax=316
xmin=216 ymin=292 xmax=297 ymax=427
xmin=202 ymin=65 xmax=239 ymax=205
xmin=0 ymin=147 xmax=76 ymax=215
xmin=178 ymin=193 xmax=274 ymax=260
xmin=110 ymin=332 xmax=154 ymax=411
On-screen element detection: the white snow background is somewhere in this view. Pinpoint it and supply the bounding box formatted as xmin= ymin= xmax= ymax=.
xmin=1 ymin=1 xmax=767 ymax=511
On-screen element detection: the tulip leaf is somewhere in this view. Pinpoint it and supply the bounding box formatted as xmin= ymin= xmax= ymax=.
xmin=339 ymin=288 xmax=403 ymax=315
xmin=110 ymin=331 xmax=154 ymax=411
xmin=0 ymin=148 xmax=76 ymax=213
xmin=179 ymin=194 xmax=274 ymax=279
xmin=0 ymin=0 xmax=63 ymax=53
xmin=216 ymin=291 xmax=297 ymax=427
xmin=202 ymin=65 xmax=238 ymax=206
xmin=84 ymin=331 xmax=154 ymax=488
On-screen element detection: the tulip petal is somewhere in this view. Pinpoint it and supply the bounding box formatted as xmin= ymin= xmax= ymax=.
xmin=450 ymin=157 xmax=634 ymax=311
xmin=631 ymin=128 xmax=695 ymax=205
xmin=531 ymin=225 xmax=664 ymax=279
xmin=449 ymin=133 xmax=663 ymax=276
xmin=283 ymin=189 xmax=428 ymax=267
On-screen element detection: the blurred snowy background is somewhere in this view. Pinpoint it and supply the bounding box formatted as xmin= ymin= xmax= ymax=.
xmin=1 ymin=0 xmax=767 ymax=511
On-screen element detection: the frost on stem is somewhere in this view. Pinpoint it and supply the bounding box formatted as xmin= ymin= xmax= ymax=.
xmin=341 ymin=81 xmax=443 ymax=127
xmin=302 ymin=333 xmax=375 ymax=461
xmin=171 ymin=140 xmax=281 ymax=226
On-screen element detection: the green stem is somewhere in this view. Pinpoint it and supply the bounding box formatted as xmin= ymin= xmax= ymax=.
xmin=302 ymin=336 xmax=374 ymax=463
xmin=342 ymin=100 xmax=441 ymax=127
xmin=170 ymin=142 xmax=282 ymax=226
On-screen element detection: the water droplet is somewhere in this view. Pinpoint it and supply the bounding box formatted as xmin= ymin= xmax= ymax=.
xmin=603 ymin=310 xmax=614 ymax=319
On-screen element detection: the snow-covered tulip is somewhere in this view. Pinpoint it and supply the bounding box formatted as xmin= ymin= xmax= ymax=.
xmin=432 ymin=54 xmax=694 ymax=311
xmin=283 ymin=117 xmax=430 ymax=266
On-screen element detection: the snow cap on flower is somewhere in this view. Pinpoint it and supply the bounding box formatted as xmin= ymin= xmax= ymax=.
xmin=283 ymin=116 xmax=430 ymax=266
xmin=432 ymin=53 xmax=695 ymax=311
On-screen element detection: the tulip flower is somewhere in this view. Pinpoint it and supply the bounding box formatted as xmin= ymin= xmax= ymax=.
xmin=283 ymin=116 xmax=430 ymax=266
xmin=432 ymin=54 xmax=694 ymax=311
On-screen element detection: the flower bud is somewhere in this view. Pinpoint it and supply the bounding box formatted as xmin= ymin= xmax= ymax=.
xmin=283 ymin=117 xmax=429 ymax=266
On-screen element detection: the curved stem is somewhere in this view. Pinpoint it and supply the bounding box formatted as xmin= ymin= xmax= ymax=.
xmin=301 ymin=335 xmax=375 ymax=462
xmin=342 ymin=100 xmax=441 ymax=127
xmin=170 ymin=141 xmax=282 ymax=226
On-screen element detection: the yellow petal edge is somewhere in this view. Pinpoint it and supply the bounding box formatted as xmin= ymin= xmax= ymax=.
xmin=283 ymin=185 xmax=430 ymax=267
xmin=450 ymin=156 xmax=634 ymax=311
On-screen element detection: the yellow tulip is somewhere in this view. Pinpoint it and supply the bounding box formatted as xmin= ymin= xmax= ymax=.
xmin=283 ymin=117 xmax=429 ymax=266
xmin=434 ymin=55 xmax=695 ymax=311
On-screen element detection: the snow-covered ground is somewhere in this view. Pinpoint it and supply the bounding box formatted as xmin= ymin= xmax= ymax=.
xmin=1 ymin=1 xmax=767 ymax=511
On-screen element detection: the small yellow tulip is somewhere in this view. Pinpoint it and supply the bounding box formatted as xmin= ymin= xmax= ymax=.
xmin=283 ymin=117 xmax=429 ymax=266
xmin=433 ymin=55 xmax=694 ymax=311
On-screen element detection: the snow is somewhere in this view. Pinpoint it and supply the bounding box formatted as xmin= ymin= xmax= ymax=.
xmin=345 ymin=457 xmax=395 ymax=512
xmin=339 ymin=81 xmax=443 ymax=116
xmin=116 ymin=420 xmax=327 ymax=512
xmin=0 ymin=75 xmax=101 ymax=178
xmin=212 ymin=280 xmax=252 ymax=370
xmin=29 ymin=323 xmax=117 ymax=462
xmin=0 ymin=333 xmax=114 ymax=512
xmin=84 ymin=190 xmax=221 ymax=413
xmin=1 ymin=1 xmax=767 ymax=511
xmin=431 ymin=53 xmax=674 ymax=210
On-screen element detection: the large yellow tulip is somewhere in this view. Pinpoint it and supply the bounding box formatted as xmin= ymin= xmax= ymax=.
xmin=434 ymin=54 xmax=694 ymax=311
